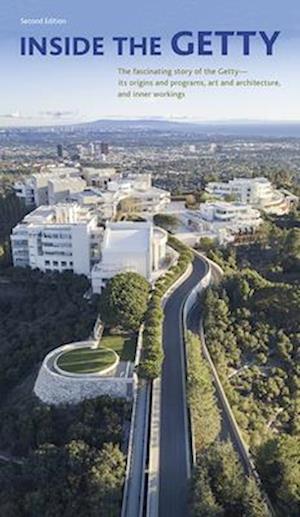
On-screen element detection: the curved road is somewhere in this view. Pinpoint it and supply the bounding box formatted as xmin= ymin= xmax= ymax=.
xmin=159 ymin=256 xmax=207 ymax=517
xmin=158 ymin=254 xmax=267 ymax=517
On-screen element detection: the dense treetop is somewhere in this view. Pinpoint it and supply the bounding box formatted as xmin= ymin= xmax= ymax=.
xmin=99 ymin=272 xmax=150 ymax=332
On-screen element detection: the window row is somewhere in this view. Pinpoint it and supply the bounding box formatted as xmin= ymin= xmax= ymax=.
xmin=44 ymin=260 xmax=73 ymax=268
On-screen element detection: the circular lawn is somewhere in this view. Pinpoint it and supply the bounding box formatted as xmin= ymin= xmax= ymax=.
xmin=56 ymin=347 xmax=118 ymax=374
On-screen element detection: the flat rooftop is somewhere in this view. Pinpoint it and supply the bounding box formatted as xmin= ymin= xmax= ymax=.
xmin=104 ymin=223 xmax=151 ymax=252
xmin=21 ymin=203 xmax=95 ymax=226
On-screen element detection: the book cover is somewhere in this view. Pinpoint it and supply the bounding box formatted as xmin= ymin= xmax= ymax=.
xmin=0 ymin=2 xmax=299 ymax=517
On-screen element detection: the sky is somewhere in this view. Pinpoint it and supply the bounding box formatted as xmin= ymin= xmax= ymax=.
xmin=0 ymin=0 xmax=300 ymax=126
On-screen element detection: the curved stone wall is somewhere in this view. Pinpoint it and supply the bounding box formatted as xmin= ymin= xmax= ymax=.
xmin=34 ymin=340 xmax=133 ymax=405
xmin=34 ymin=365 xmax=132 ymax=405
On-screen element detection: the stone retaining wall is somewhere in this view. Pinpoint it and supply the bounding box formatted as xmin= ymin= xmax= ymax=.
xmin=34 ymin=365 xmax=133 ymax=405
xmin=34 ymin=340 xmax=134 ymax=405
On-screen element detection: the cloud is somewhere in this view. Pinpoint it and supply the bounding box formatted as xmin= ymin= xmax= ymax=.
xmin=39 ymin=110 xmax=79 ymax=119
xmin=0 ymin=110 xmax=80 ymax=120
xmin=0 ymin=111 xmax=22 ymax=118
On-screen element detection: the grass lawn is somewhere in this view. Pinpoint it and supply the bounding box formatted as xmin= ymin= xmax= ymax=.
xmin=57 ymin=347 xmax=116 ymax=374
xmin=100 ymin=334 xmax=136 ymax=362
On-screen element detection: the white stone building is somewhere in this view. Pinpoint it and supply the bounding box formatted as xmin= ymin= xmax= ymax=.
xmin=82 ymin=167 xmax=118 ymax=188
xmin=72 ymin=173 xmax=171 ymax=220
xmin=174 ymin=201 xmax=262 ymax=247
xmin=11 ymin=203 xmax=102 ymax=275
xmin=11 ymin=205 xmax=168 ymax=289
xmin=91 ymin=221 xmax=168 ymax=293
xmin=15 ymin=168 xmax=170 ymax=219
xmin=14 ymin=166 xmax=85 ymax=207
xmin=205 ymin=177 xmax=296 ymax=214
xmin=199 ymin=201 xmax=262 ymax=230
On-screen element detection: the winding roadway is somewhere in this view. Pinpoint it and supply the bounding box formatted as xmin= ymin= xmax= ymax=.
xmin=157 ymin=253 xmax=268 ymax=517
xmin=159 ymin=256 xmax=207 ymax=517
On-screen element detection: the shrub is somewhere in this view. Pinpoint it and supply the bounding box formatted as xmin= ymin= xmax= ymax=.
xmin=139 ymin=236 xmax=193 ymax=379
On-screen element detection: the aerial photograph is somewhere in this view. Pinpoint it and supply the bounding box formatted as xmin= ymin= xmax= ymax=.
xmin=0 ymin=1 xmax=299 ymax=517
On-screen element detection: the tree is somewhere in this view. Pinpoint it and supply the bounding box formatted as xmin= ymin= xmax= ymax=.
xmin=285 ymin=228 xmax=300 ymax=259
xmin=243 ymin=478 xmax=269 ymax=517
xmin=117 ymin=196 xmax=139 ymax=216
xmin=197 ymin=237 xmax=216 ymax=253
xmin=88 ymin=443 xmax=126 ymax=515
xmin=256 ymin=435 xmax=300 ymax=516
xmin=190 ymin=468 xmax=224 ymax=516
xmin=203 ymin=441 xmax=244 ymax=514
xmin=276 ymin=330 xmax=293 ymax=362
xmin=185 ymin=194 xmax=197 ymax=208
xmin=99 ymin=272 xmax=149 ymax=331
xmin=138 ymin=333 xmax=164 ymax=379
xmin=195 ymin=191 xmax=210 ymax=204
xmin=0 ymin=269 xmax=98 ymax=396
xmin=153 ymin=213 xmax=179 ymax=232
xmin=186 ymin=332 xmax=221 ymax=451
xmin=191 ymin=441 xmax=267 ymax=517
xmin=0 ymin=412 xmax=127 ymax=517
xmin=224 ymin=193 xmax=237 ymax=202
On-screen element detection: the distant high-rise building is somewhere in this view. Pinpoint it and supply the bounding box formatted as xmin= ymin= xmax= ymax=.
xmin=57 ymin=144 xmax=63 ymax=158
xmin=100 ymin=142 xmax=109 ymax=155
xmin=89 ymin=142 xmax=95 ymax=156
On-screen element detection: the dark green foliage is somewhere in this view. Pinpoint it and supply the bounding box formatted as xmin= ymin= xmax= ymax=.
xmin=153 ymin=213 xmax=179 ymax=232
xmin=206 ymin=246 xmax=237 ymax=274
xmin=236 ymin=212 xmax=300 ymax=279
xmin=243 ymin=478 xmax=270 ymax=517
xmin=0 ymin=395 xmax=130 ymax=456
xmin=0 ymin=396 xmax=130 ymax=516
xmin=251 ymin=284 xmax=300 ymax=333
xmin=186 ymin=332 xmax=221 ymax=451
xmin=0 ymin=441 xmax=125 ymax=517
xmin=203 ymin=236 xmax=300 ymax=515
xmin=99 ymin=272 xmax=149 ymax=332
xmin=190 ymin=469 xmax=224 ymax=517
xmin=285 ymin=227 xmax=300 ymax=259
xmin=0 ymin=268 xmax=98 ymax=395
xmin=190 ymin=442 xmax=269 ymax=517
xmin=203 ymin=441 xmax=244 ymax=514
xmin=256 ymin=435 xmax=300 ymax=517
xmin=0 ymin=193 xmax=30 ymax=267
xmin=139 ymin=236 xmax=193 ymax=379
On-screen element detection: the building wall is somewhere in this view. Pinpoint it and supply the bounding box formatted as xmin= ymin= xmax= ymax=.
xmin=14 ymin=168 xmax=83 ymax=207
xmin=91 ymin=225 xmax=167 ymax=293
xmin=11 ymin=208 xmax=99 ymax=277
xmin=36 ymin=227 xmax=74 ymax=273
xmin=206 ymin=178 xmax=285 ymax=211
xmin=72 ymin=224 xmax=93 ymax=275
